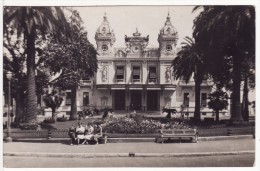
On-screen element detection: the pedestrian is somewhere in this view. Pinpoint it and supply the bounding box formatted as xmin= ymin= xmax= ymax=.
xmin=180 ymin=104 xmax=185 ymax=119
xmin=68 ymin=123 xmax=76 ymax=145
xmin=76 ymin=122 xmax=85 ymax=145
xmin=102 ymin=109 xmax=109 ymax=121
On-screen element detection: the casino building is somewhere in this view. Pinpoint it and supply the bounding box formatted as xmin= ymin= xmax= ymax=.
xmin=48 ymin=13 xmax=216 ymax=116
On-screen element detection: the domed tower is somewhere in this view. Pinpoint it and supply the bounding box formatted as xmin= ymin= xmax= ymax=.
xmin=95 ymin=13 xmax=116 ymax=56
xmin=158 ymin=12 xmax=178 ymax=57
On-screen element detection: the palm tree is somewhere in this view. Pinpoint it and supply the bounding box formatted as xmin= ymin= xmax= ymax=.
xmin=42 ymin=90 xmax=63 ymax=122
xmin=172 ymin=37 xmax=206 ymax=121
xmin=193 ymin=6 xmax=255 ymax=123
xmin=4 ymin=7 xmax=71 ymax=123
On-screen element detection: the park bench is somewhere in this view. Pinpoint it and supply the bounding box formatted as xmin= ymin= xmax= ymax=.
xmin=3 ymin=129 xmax=108 ymax=144
xmin=155 ymin=129 xmax=199 ymax=143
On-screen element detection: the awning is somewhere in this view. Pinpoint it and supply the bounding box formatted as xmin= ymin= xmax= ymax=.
xmin=129 ymin=85 xmax=143 ymax=90
xmin=111 ymin=85 xmax=126 ymax=90
xmin=146 ymin=85 xmax=161 ymax=90
xmin=149 ymin=73 xmax=157 ymax=79
xmin=163 ymin=85 xmax=176 ymax=91
xmin=147 ymin=88 xmax=161 ymax=90
xmin=116 ymin=67 xmax=124 ymax=75
xmin=96 ymin=85 xmax=110 ymax=90
xmin=133 ymin=68 xmax=140 ymax=75
xmin=111 ymin=88 xmax=125 ymax=90
xmin=164 ymin=87 xmax=176 ymax=90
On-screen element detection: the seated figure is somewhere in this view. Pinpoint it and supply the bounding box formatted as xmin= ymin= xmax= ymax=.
xmin=75 ymin=122 xmax=85 ymax=145
xmin=68 ymin=123 xmax=76 ymax=145
xmin=93 ymin=124 xmax=103 ymax=144
xmin=82 ymin=123 xmax=94 ymax=144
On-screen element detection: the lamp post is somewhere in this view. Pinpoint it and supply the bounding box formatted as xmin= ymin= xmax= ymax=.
xmin=5 ymin=71 xmax=13 ymax=142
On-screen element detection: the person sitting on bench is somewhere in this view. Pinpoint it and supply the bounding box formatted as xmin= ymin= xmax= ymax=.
xmin=76 ymin=122 xmax=85 ymax=145
xmin=82 ymin=123 xmax=94 ymax=144
xmin=93 ymin=124 xmax=103 ymax=144
xmin=68 ymin=123 xmax=76 ymax=145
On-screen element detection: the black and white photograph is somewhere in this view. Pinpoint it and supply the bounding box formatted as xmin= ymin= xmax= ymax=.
xmin=1 ymin=0 xmax=258 ymax=169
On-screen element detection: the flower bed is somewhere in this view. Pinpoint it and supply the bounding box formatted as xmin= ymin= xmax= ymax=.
xmin=102 ymin=115 xmax=192 ymax=134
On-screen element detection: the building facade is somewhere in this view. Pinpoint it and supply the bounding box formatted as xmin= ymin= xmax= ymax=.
xmin=46 ymin=13 xmax=216 ymax=116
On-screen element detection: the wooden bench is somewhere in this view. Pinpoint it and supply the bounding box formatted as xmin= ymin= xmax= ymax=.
xmin=3 ymin=129 xmax=108 ymax=144
xmin=155 ymin=129 xmax=199 ymax=143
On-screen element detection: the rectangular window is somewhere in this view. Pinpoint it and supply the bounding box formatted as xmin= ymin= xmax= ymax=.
xmin=83 ymin=92 xmax=89 ymax=106
xmin=81 ymin=75 xmax=91 ymax=84
xmin=183 ymin=93 xmax=189 ymax=107
xmin=149 ymin=66 xmax=157 ymax=82
xmin=201 ymin=93 xmax=207 ymax=107
xmin=132 ymin=66 xmax=141 ymax=82
xmin=66 ymin=92 xmax=71 ymax=106
xmin=116 ymin=66 xmax=124 ymax=82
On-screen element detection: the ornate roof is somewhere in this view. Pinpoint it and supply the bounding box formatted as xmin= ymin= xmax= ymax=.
xmin=159 ymin=12 xmax=178 ymax=37
xmin=124 ymin=28 xmax=149 ymax=43
xmin=95 ymin=13 xmax=115 ymax=41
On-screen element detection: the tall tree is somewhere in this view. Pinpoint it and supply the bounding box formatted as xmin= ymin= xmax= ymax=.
xmin=193 ymin=6 xmax=255 ymax=123
xmin=3 ymin=7 xmax=72 ymax=123
xmin=172 ymin=37 xmax=206 ymax=121
xmin=44 ymin=10 xmax=98 ymax=120
xmin=3 ymin=32 xmax=49 ymax=123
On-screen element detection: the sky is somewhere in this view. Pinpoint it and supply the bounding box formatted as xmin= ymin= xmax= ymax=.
xmin=75 ymin=6 xmax=199 ymax=48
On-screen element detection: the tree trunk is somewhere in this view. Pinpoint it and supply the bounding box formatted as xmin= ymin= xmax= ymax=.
xmin=194 ymin=78 xmax=201 ymax=121
xmin=14 ymin=93 xmax=25 ymax=123
xmin=242 ymin=76 xmax=249 ymax=121
xmin=230 ymin=55 xmax=243 ymax=123
xmin=166 ymin=112 xmax=171 ymax=119
xmin=216 ymin=110 xmax=219 ymax=123
xmin=51 ymin=107 xmax=56 ymax=122
xmin=24 ymin=31 xmax=38 ymax=123
xmin=70 ymin=83 xmax=78 ymax=120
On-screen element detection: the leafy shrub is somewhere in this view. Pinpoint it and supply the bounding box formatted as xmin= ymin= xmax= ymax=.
xmin=103 ymin=117 xmax=162 ymax=134
xmin=40 ymin=123 xmax=56 ymax=130
xmin=11 ymin=122 xmax=20 ymax=128
xmin=37 ymin=107 xmax=45 ymax=115
xmin=19 ymin=123 xmax=39 ymax=130
xmin=57 ymin=115 xmax=68 ymax=122
xmin=162 ymin=121 xmax=192 ymax=129
xmin=43 ymin=118 xmax=55 ymax=124
xmin=102 ymin=114 xmax=193 ymax=134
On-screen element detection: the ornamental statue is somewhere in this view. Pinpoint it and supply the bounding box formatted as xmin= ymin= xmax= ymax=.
xmin=102 ymin=66 xmax=108 ymax=82
xmin=165 ymin=67 xmax=171 ymax=83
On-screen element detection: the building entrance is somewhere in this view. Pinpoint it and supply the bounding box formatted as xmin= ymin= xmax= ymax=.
xmin=147 ymin=90 xmax=159 ymax=111
xmin=114 ymin=90 xmax=125 ymax=110
xmin=130 ymin=90 xmax=142 ymax=110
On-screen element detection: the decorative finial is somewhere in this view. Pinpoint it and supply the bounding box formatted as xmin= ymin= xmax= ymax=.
xmin=103 ymin=12 xmax=107 ymax=21
xmin=133 ymin=28 xmax=141 ymax=36
xmin=167 ymin=11 xmax=170 ymax=20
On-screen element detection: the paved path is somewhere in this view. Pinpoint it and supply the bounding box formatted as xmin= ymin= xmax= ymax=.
xmin=4 ymin=139 xmax=255 ymax=155
xmin=4 ymin=154 xmax=254 ymax=167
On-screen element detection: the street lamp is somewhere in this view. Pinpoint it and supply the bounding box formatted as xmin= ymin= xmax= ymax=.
xmin=5 ymin=71 xmax=13 ymax=142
